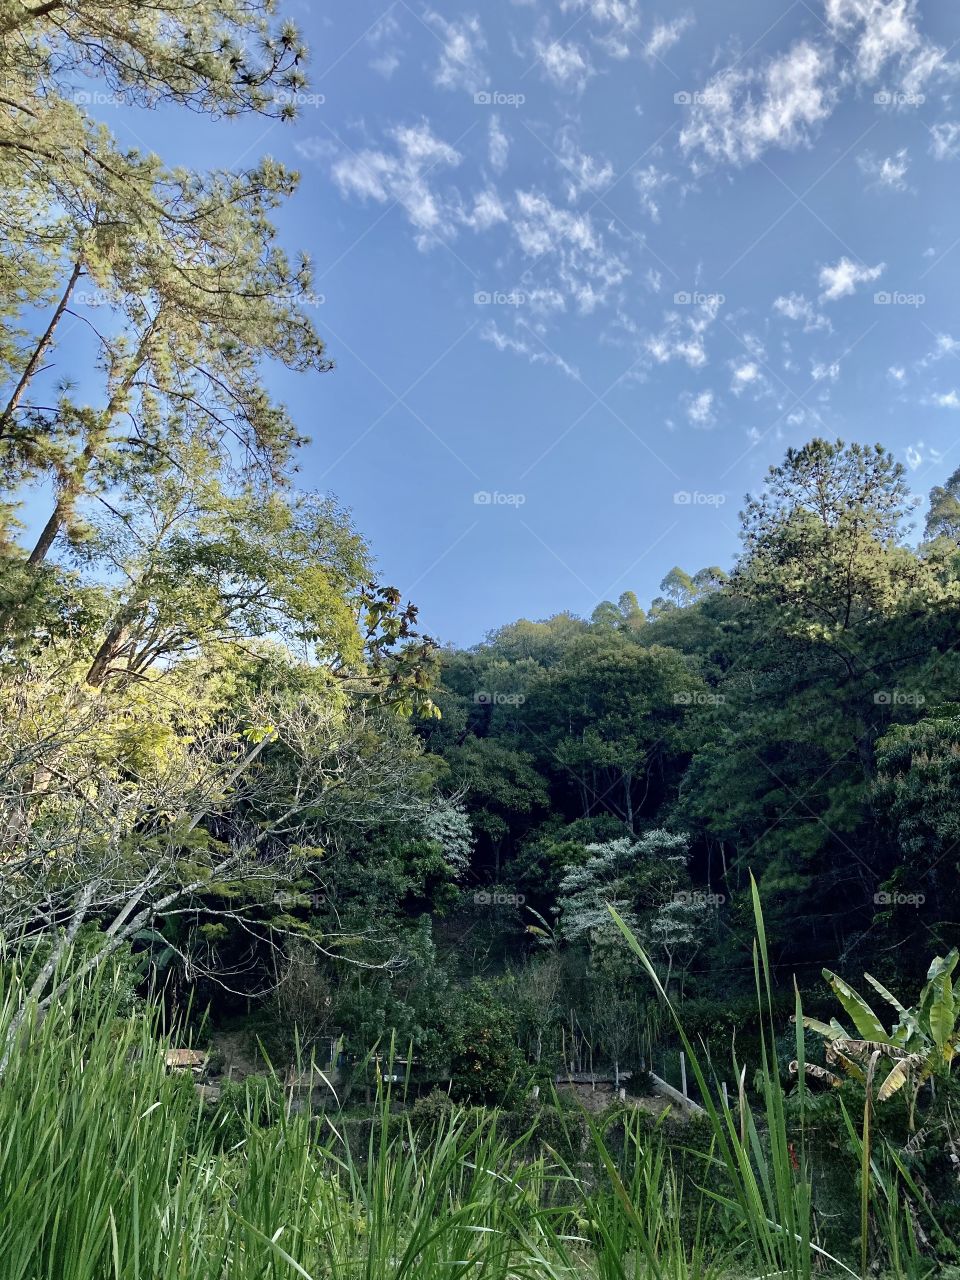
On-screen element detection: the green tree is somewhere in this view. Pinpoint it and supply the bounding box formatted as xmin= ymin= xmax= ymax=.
xmin=524 ymin=632 xmax=703 ymax=832
xmin=873 ymin=706 xmax=960 ymax=948
xmin=735 ymin=439 xmax=949 ymax=687
xmin=924 ymin=465 xmax=960 ymax=544
xmin=0 ymin=1 xmax=306 ymax=116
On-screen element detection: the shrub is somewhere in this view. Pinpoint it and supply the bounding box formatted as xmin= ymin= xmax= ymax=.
xmin=211 ymin=1073 xmax=284 ymax=1148
xmin=447 ymin=980 xmax=527 ymax=1105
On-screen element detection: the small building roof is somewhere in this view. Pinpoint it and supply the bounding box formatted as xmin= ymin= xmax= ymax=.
xmin=165 ymin=1049 xmax=208 ymax=1068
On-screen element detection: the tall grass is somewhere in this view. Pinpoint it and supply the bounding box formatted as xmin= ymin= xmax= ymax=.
xmin=610 ymin=876 xmax=938 ymax=1280
xmin=0 ymin=966 xmax=570 ymax=1280
xmin=0 ymin=906 xmax=943 ymax=1280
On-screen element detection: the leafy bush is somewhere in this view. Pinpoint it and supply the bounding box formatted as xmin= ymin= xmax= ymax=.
xmin=409 ymin=1087 xmax=455 ymax=1135
xmin=211 ymin=1073 xmax=284 ymax=1148
xmin=446 ymin=980 xmax=527 ymax=1105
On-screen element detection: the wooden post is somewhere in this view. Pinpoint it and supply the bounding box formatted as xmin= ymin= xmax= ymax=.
xmin=679 ymin=1051 xmax=688 ymax=1102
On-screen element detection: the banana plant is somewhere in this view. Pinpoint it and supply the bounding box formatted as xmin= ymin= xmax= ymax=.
xmin=794 ymin=949 xmax=959 ymax=1129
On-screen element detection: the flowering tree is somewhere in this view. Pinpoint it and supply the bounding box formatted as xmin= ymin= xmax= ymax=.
xmin=557 ymin=830 xmax=712 ymax=994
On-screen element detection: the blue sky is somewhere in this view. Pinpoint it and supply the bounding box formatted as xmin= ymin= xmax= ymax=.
xmin=90 ymin=0 xmax=960 ymax=645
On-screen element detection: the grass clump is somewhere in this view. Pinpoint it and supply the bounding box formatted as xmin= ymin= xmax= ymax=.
xmin=0 ymin=901 xmax=954 ymax=1279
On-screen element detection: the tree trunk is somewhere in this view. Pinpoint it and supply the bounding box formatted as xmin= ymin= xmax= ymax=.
xmin=27 ymin=493 xmax=73 ymax=565
xmin=26 ymin=316 xmax=160 ymax=565
xmin=85 ymin=615 xmax=129 ymax=687
xmin=0 ymin=259 xmax=83 ymax=438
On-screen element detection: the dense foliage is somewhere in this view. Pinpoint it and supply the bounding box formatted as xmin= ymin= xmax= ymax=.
xmin=1 ymin=1 xmax=959 ymax=1274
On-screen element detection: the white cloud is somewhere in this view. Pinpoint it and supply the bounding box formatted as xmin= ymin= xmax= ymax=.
xmin=934 ymin=390 xmax=960 ymax=408
xmin=328 ymin=123 xmax=465 ymax=245
xmin=740 ymin=331 xmax=767 ymax=361
xmin=560 ymin=0 xmax=641 ymax=57
xmin=773 ymin=292 xmax=832 ymax=332
xmin=647 ymin=331 xmax=706 ymax=367
xmin=513 ymin=191 xmax=596 ymax=258
xmin=367 ymin=12 xmax=404 ymax=78
xmin=904 ymin=440 xmax=941 ymax=469
xmin=646 ymin=298 xmax=720 ymax=369
xmin=888 ymin=365 xmax=906 ymax=382
xmin=731 ymin=361 xmax=760 ymax=391
xmin=811 ymin=360 xmax=841 ymax=381
xmin=633 ymin=165 xmax=671 ymax=221
xmin=680 ymin=42 xmax=835 ymax=167
xmin=644 ymin=16 xmax=692 ymax=61
xmin=560 ymin=0 xmax=640 ymax=27
xmin=933 ymin=334 xmax=960 ymax=357
xmin=525 ymin=287 xmax=567 ymax=315
xmin=481 ymin=321 xmax=580 ymax=379
xmin=679 ymin=4 xmax=953 ymax=171
xmin=426 ymin=12 xmax=487 ymax=93
xmin=857 ymin=147 xmax=909 ymax=189
xmin=534 ymin=35 xmax=593 ymax=91
xmin=818 ymin=257 xmax=885 ymax=301
xmin=930 ymin=122 xmax=960 ymax=161
xmin=556 ymin=130 xmax=615 ymax=200
xmin=488 ymin=115 xmax=509 ymax=173
xmin=512 ymin=190 xmax=629 ymax=313
xmin=683 ymin=389 xmax=715 ymax=425
xmin=917 ymin=333 xmax=960 ymax=367
xmin=825 ymin=0 xmax=952 ymax=93
xmin=330 ymin=136 xmax=628 ymax=311
xmin=461 ymin=187 xmax=508 ymax=232
xmin=371 ymin=53 xmax=400 ymax=77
